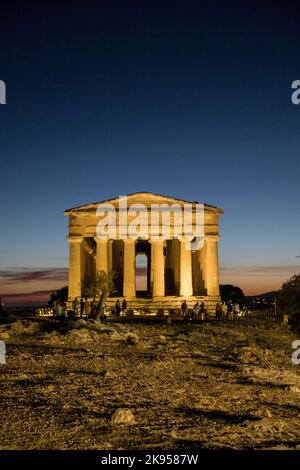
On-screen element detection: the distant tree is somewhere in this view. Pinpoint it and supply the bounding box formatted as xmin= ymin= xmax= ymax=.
xmin=220 ymin=284 xmax=244 ymax=303
xmin=49 ymin=286 xmax=68 ymax=306
xmin=83 ymin=270 xmax=116 ymax=322
xmin=277 ymin=273 xmax=300 ymax=321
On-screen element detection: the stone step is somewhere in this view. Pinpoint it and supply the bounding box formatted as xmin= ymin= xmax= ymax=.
xmin=68 ymin=296 xmax=221 ymax=315
xmin=104 ymin=296 xmax=220 ymax=314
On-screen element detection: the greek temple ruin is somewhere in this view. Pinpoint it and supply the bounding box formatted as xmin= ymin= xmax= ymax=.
xmin=65 ymin=192 xmax=223 ymax=312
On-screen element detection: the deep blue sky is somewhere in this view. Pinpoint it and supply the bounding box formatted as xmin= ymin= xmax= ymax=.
xmin=1 ymin=0 xmax=300 ymax=301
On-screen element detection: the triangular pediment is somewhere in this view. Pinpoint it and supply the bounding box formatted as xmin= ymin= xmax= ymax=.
xmin=64 ymin=192 xmax=223 ymax=214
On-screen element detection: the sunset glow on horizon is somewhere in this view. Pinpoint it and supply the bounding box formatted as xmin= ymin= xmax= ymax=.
xmin=1 ymin=264 xmax=299 ymax=306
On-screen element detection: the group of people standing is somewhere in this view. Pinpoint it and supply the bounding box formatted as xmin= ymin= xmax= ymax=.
xmin=53 ymin=296 xmax=241 ymax=321
xmin=70 ymin=297 xmax=98 ymax=318
xmin=52 ymin=297 xmax=128 ymax=319
xmin=114 ymin=299 xmax=127 ymax=316
xmin=66 ymin=297 xmax=128 ymax=318
xmin=181 ymin=300 xmax=241 ymax=321
xmin=215 ymin=301 xmax=240 ymax=320
xmin=53 ymin=297 xmax=101 ymax=319
xmin=52 ymin=299 xmax=68 ymax=317
xmin=181 ymin=300 xmax=208 ymax=321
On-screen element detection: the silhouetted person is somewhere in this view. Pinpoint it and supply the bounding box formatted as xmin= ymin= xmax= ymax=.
xmin=57 ymin=301 xmax=62 ymax=317
xmin=181 ymin=300 xmax=188 ymax=320
xmin=199 ymin=302 xmax=205 ymax=321
xmin=61 ymin=301 xmax=67 ymax=318
xmin=193 ymin=302 xmax=199 ymax=321
xmin=84 ymin=298 xmax=90 ymax=318
xmin=215 ymin=303 xmax=222 ymax=320
xmin=233 ymin=302 xmax=240 ymax=320
xmin=0 ymin=297 xmax=4 ymax=317
xmin=221 ymin=301 xmax=228 ymax=321
xmin=53 ymin=299 xmax=58 ymax=316
xmin=89 ymin=301 xmax=95 ymax=319
xmin=115 ymin=299 xmax=121 ymax=317
xmin=122 ymin=298 xmax=127 ymax=313
xmin=72 ymin=297 xmax=79 ymax=317
xmin=227 ymin=301 xmax=233 ymax=320
xmin=80 ymin=298 xmax=85 ymax=318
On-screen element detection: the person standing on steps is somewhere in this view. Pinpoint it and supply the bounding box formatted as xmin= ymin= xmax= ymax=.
xmin=122 ymin=298 xmax=127 ymax=315
xmin=84 ymin=298 xmax=90 ymax=318
xmin=80 ymin=298 xmax=85 ymax=318
xmin=192 ymin=302 xmax=199 ymax=321
xmin=72 ymin=297 xmax=79 ymax=318
xmin=115 ymin=299 xmax=121 ymax=317
xmin=199 ymin=302 xmax=206 ymax=321
xmin=181 ymin=300 xmax=188 ymax=320
xmin=215 ymin=303 xmax=222 ymax=320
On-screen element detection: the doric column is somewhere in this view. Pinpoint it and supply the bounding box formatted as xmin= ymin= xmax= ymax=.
xmin=199 ymin=243 xmax=206 ymax=291
xmin=192 ymin=244 xmax=206 ymax=295
xmin=123 ymin=239 xmax=136 ymax=298
xmin=151 ymin=240 xmax=165 ymax=297
xmin=179 ymin=240 xmax=193 ymax=297
xmin=67 ymin=236 xmax=82 ymax=299
xmin=94 ymin=237 xmax=108 ymax=273
xmin=173 ymin=239 xmax=180 ymax=294
xmin=205 ymin=235 xmax=220 ymax=296
xmin=107 ymin=240 xmax=113 ymax=272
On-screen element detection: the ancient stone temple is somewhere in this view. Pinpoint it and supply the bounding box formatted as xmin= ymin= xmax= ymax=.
xmin=65 ymin=192 xmax=223 ymax=313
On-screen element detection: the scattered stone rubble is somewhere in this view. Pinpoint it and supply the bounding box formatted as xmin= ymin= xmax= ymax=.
xmin=0 ymin=317 xmax=299 ymax=449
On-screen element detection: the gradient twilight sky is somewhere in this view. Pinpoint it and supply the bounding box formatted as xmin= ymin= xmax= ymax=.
xmin=1 ymin=0 xmax=300 ymax=304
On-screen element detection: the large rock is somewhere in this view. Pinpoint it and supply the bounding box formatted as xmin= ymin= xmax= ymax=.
xmin=125 ymin=332 xmax=139 ymax=345
xmin=66 ymin=328 xmax=98 ymax=345
xmin=111 ymin=408 xmax=136 ymax=425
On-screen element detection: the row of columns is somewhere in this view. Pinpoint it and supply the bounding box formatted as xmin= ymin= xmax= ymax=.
xmin=68 ymin=235 xmax=220 ymax=299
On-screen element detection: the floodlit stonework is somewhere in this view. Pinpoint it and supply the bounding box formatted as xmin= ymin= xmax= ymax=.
xmin=64 ymin=192 xmax=223 ymax=313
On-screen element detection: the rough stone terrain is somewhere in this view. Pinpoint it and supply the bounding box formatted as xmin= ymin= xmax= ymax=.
xmin=0 ymin=317 xmax=300 ymax=450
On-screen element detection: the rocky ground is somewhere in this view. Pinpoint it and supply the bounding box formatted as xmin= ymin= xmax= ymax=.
xmin=0 ymin=316 xmax=300 ymax=450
